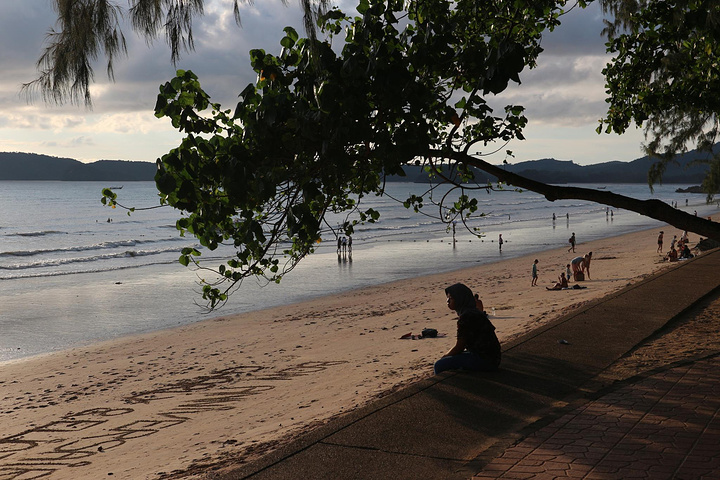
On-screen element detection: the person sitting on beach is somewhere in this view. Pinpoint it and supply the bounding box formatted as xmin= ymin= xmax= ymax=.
xmin=434 ymin=283 xmax=501 ymax=374
xmin=666 ymin=248 xmax=678 ymax=262
xmin=566 ymin=264 xmax=572 ymax=283
xmin=680 ymin=244 xmax=694 ymax=259
xmin=547 ymin=272 xmax=569 ymax=290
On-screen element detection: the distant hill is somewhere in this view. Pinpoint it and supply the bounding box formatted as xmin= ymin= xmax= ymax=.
xmin=391 ymin=146 xmax=717 ymax=184
xmin=0 ymin=152 xmax=155 ymax=181
xmin=0 ymin=147 xmax=716 ymax=184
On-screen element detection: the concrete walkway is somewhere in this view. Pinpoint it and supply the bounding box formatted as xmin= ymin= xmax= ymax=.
xmin=219 ymin=249 xmax=720 ymax=480
xmin=475 ymin=355 xmax=720 ymax=479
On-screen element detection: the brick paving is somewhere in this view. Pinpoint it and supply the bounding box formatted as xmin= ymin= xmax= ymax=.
xmin=473 ymin=355 xmax=720 ymax=480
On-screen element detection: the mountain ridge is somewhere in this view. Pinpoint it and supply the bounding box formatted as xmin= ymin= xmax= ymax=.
xmin=0 ymin=148 xmax=714 ymax=184
xmin=0 ymin=152 xmax=155 ymax=181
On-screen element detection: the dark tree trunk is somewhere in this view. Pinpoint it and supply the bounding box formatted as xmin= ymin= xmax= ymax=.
xmin=440 ymin=150 xmax=720 ymax=242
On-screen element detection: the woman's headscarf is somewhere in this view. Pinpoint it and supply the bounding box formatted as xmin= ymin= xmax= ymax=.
xmin=445 ymin=283 xmax=476 ymax=315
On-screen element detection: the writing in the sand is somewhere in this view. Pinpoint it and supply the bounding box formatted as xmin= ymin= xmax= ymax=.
xmin=0 ymin=361 xmax=347 ymax=479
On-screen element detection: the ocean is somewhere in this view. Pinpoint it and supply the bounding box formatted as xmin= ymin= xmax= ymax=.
xmin=0 ymin=180 xmax=715 ymax=362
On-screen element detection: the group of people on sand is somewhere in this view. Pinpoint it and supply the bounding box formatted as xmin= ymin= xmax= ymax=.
xmin=541 ymin=252 xmax=591 ymax=290
xmin=435 ymin=245 xmax=597 ymax=374
xmin=433 ymin=230 xmax=604 ymax=375
xmin=660 ymin=230 xmax=694 ymax=262
xmin=530 ymin=232 xmax=592 ymax=289
xmin=436 ymin=264 xmax=599 ymax=374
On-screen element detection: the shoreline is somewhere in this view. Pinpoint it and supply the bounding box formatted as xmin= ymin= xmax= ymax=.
xmin=0 ymin=220 xmax=711 ymax=479
xmin=2 ymin=181 xmax=714 ymax=364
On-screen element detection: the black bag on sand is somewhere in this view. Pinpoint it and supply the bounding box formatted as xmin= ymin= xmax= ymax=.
xmin=421 ymin=328 xmax=438 ymax=338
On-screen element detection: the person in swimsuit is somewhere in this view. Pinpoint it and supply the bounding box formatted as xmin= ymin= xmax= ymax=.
xmin=570 ymin=255 xmax=585 ymax=280
xmin=547 ymin=272 xmax=569 ymax=290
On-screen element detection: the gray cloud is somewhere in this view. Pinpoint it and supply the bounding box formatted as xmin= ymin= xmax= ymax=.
xmin=0 ymin=1 xmax=636 ymax=165
xmin=2 ymin=1 xmax=614 ymax=116
xmin=70 ymin=136 xmax=95 ymax=146
xmin=0 ymin=3 xmax=56 ymax=61
xmin=540 ymin=2 xmax=609 ymax=57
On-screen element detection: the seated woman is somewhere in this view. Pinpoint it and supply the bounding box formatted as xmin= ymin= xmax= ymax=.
xmin=547 ymin=272 xmax=569 ymax=290
xmin=434 ymin=283 xmax=501 ymax=374
xmin=666 ymin=248 xmax=678 ymax=262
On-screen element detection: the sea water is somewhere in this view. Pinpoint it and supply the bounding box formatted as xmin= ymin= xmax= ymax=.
xmin=0 ymin=180 xmax=715 ymax=362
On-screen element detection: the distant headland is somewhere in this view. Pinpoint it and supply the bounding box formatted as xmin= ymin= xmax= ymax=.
xmin=0 ymin=148 xmax=715 ymax=184
xmin=0 ymin=152 xmax=155 ymax=181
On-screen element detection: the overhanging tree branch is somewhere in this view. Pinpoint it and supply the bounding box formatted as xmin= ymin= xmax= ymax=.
xmin=438 ymin=149 xmax=720 ymax=241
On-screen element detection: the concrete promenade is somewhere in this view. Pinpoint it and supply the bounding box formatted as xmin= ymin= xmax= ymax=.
xmin=219 ymin=248 xmax=720 ymax=480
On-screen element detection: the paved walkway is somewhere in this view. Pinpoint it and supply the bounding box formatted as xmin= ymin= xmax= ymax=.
xmin=475 ymin=355 xmax=720 ymax=479
xmin=220 ymin=249 xmax=720 ymax=480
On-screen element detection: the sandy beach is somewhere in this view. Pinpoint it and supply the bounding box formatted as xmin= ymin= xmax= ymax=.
xmin=0 ymin=222 xmax=711 ymax=479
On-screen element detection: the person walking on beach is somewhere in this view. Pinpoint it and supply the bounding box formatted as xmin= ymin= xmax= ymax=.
xmin=498 ymin=234 xmax=504 ymax=251
xmin=568 ymin=233 xmax=576 ymax=253
xmin=566 ymin=264 xmax=572 ymax=283
xmin=531 ymin=259 xmax=539 ymax=286
xmin=434 ymin=283 xmax=501 ymax=374
xmin=348 ymin=235 xmax=352 ymax=253
xmin=657 ymin=231 xmax=664 ymax=253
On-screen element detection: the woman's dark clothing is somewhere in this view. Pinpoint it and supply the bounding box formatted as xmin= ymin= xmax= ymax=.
xmin=456 ymin=310 xmax=501 ymax=368
xmin=439 ymin=283 xmax=501 ymax=372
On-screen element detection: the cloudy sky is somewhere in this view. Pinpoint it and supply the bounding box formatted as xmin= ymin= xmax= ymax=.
xmin=0 ymin=0 xmax=645 ymax=166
